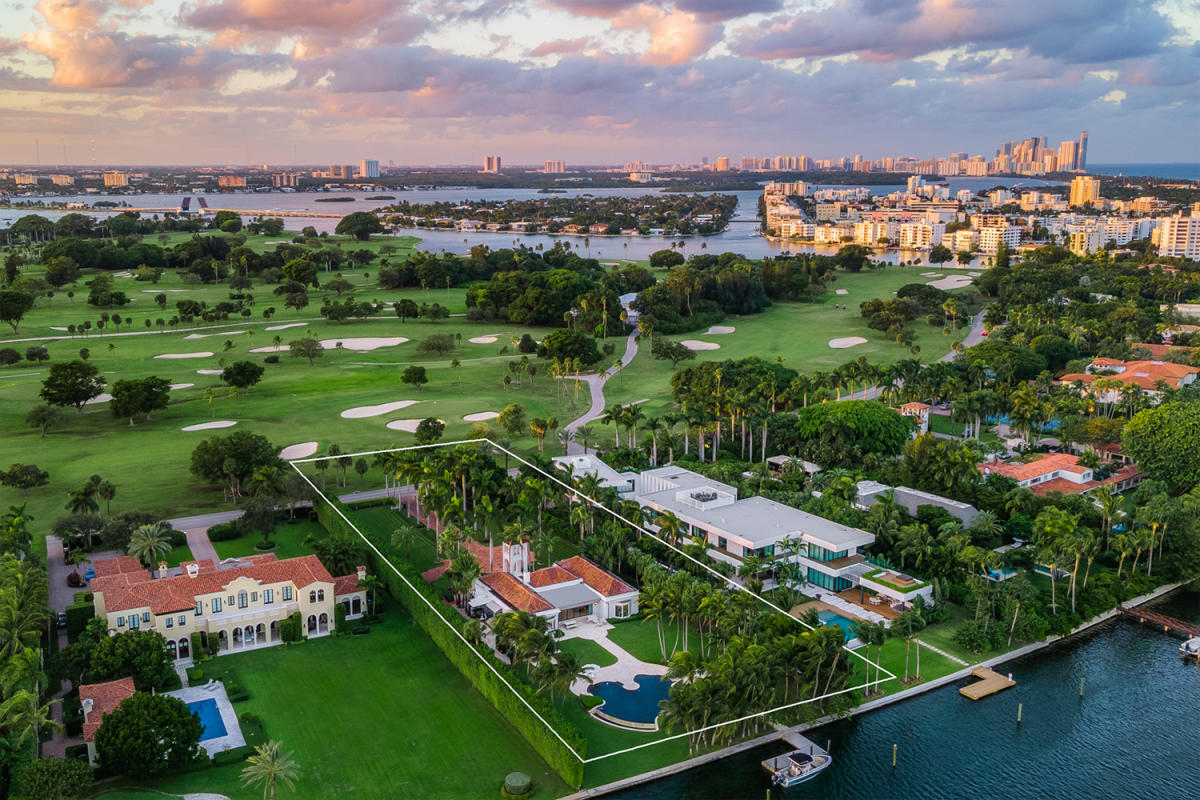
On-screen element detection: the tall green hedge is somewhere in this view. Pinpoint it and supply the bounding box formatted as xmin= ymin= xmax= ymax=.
xmin=314 ymin=497 xmax=586 ymax=788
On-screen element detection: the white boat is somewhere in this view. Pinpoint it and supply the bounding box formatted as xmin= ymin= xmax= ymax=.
xmin=1180 ymin=636 xmax=1200 ymax=657
xmin=762 ymin=749 xmax=832 ymax=787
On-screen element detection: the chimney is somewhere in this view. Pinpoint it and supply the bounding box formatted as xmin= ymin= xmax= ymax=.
xmin=81 ymin=698 xmax=93 ymax=721
xmin=157 ymin=561 xmax=168 ymax=577
xmin=356 ymin=565 xmax=366 ymax=582
xmin=186 ymin=563 xmax=199 ymax=579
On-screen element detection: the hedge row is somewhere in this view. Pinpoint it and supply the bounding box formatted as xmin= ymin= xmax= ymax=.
xmin=314 ymin=497 xmax=586 ymax=789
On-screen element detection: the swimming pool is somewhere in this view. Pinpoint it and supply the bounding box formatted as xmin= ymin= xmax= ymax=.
xmin=589 ymin=675 xmax=672 ymax=725
xmin=186 ymin=698 xmax=227 ymax=741
xmin=818 ymin=610 xmax=860 ymax=640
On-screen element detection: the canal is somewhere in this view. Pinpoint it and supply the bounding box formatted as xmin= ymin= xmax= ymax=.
xmin=608 ymin=588 xmax=1200 ymax=800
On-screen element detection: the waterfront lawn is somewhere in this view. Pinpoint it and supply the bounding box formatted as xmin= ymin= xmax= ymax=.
xmin=114 ymin=598 xmax=568 ymax=799
xmin=850 ymin=636 xmax=960 ymax=695
xmin=605 ymin=618 xmax=701 ymax=665
xmin=346 ymin=506 xmax=440 ymax=570
xmin=916 ymin=603 xmax=979 ymax=664
xmin=557 ymin=636 xmax=618 ymax=668
xmin=210 ymin=518 xmax=322 ymax=562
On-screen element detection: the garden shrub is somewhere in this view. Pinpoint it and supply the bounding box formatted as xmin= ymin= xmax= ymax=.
xmin=225 ymin=682 xmax=249 ymax=702
xmin=186 ymin=666 xmax=204 ymax=682
xmin=190 ymin=632 xmax=205 ymax=660
xmin=207 ymin=522 xmax=241 ymax=542
xmin=263 ymin=355 xmax=280 ymax=364
xmin=64 ymin=744 xmax=88 ymax=762
xmin=279 ymin=612 xmax=302 ymax=642
xmin=334 ymin=603 xmax=348 ymax=633
xmin=315 ymin=495 xmax=586 ymax=789
xmin=64 ymin=600 xmax=95 ymax=641
xmin=167 ymin=529 xmax=188 ymax=548
xmin=211 ymin=745 xmax=255 ymax=767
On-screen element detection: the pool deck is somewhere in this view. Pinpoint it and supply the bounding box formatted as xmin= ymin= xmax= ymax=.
xmin=165 ymin=682 xmax=246 ymax=756
xmin=564 ymin=620 xmax=667 ymax=693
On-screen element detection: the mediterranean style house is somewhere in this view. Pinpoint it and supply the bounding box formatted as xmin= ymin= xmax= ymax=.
xmin=89 ymin=553 xmax=368 ymax=658
xmin=79 ymin=677 xmax=135 ymax=767
xmin=466 ymin=542 xmax=640 ymax=629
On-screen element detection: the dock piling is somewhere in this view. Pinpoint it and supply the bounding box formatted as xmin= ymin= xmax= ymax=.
xmin=1017 ymin=703 xmax=1023 ymax=723
xmin=892 ymin=743 xmax=897 ymax=768
xmin=1079 ymin=676 xmax=1085 ymax=697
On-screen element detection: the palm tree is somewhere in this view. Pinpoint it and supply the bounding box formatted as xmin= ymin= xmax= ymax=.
xmin=575 ymin=425 xmax=595 ymax=454
xmin=97 ymin=480 xmax=116 ymax=516
xmin=652 ymin=511 xmax=685 ymax=545
xmin=1092 ymin=486 xmax=1124 ymax=552
xmin=126 ymin=522 xmax=173 ymax=569
xmin=241 ymin=741 xmax=300 ymax=800
xmin=64 ymin=485 xmax=99 ymax=515
xmin=891 ymin=609 xmax=925 ymax=684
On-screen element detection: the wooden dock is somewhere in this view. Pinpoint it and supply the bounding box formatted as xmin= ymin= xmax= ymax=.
xmin=959 ymin=667 xmax=1015 ymax=700
xmin=1118 ymin=603 xmax=1200 ymax=637
xmin=778 ymin=730 xmax=828 ymax=756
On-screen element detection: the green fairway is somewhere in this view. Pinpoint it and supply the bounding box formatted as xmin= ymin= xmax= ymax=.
xmin=110 ymin=599 xmax=569 ymax=799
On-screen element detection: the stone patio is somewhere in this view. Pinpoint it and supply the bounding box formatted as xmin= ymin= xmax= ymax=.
xmin=561 ymin=620 xmax=667 ymax=693
xmin=165 ymin=682 xmax=246 ymax=757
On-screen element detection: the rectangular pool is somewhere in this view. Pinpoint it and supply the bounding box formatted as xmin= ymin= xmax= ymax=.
xmin=818 ymin=609 xmax=860 ymax=640
xmin=186 ymin=698 xmax=228 ymax=741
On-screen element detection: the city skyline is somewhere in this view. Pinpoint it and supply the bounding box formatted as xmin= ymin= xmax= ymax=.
xmin=0 ymin=1 xmax=1197 ymax=164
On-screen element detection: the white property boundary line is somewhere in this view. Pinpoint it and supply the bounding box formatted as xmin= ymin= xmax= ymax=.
xmin=289 ymin=439 xmax=895 ymax=766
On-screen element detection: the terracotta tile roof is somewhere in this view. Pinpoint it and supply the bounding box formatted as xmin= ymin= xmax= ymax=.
xmin=93 ymin=554 xmax=335 ymax=614
xmin=899 ymin=402 xmax=931 ymax=412
xmin=1061 ymin=359 xmax=1199 ymax=392
xmin=555 ymin=556 xmax=635 ymax=597
xmin=79 ymin=677 xmax=135 ymax=742
xmin=333 ymin=574 xmax=362 ymax=595
xmin=421 ymin=564 xmax=450 ymax=583
xmin=1030 ymin=464 xmax=1141 ymax=497
xmin=1133 ymin=343 xmax=1195 ymax=360
xmin=978 ymin=453 xmax=1087 ymax=483
xmin=91 ymin=556 xmax=147 ymax=578
xmin=421 ymin=539 xmax=506 ymax=585
xmin=529 ymin=565 xmax=577 ymax=588
xmin=481 ymin=572 xmax=553 ymax=614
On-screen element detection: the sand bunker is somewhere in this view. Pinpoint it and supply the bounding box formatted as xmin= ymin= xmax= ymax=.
xmin=279 ymin=442 xmax=319 ymax=459
xmin=681 ymin=340 xmax=720 ymax=351
xmin=386 ymin=418 xmax=443 ymax=433
xmin=835 ymin=289 xmax=849 ymax=295
xmin=463 ymin=411 xmax=499 ymax=422
xmin=968 ymin=271 xmax=982 ymax=277
xmin=171 ymin=383 xmax=194 ymax=390
xmin=143 ymin=289 xmax=187 ymax=293
xmin=829 ymin=337 xmax=868 ymax=349
xmin=320 ymin=337 xmax=407 ymax=351
xmin=705 ymin=326 xmax=736 ymax=335
xmin=341 ymin=400 xmax=419 ymax=419
xmin=469 ymin=336 xmax=499 ymax=344
xmin=185 ymin=330 xmax=247 ymax=340
xmin=85 ymin=393 xmax=113 ymax=405
xmin=265 ymin=323 xmax=308 ymax=331
xmin=920 ymin=272 xmax=941 ymax=277
xmin=155 ymin=352 xmax=213 ymax=360
xmin=50 ymin=326 xmax=70 ymax=331
xmin=927 ymin=275 xmax=974 ymax=291
xmin=181 ymin=420 xmax=237 ymax=431
xmin=113 ymin=271 xmax=133 ymax=278
xmin=196 ymin=369 xmax=224 ymax=375
xmin=249 ymin=345 xmax=290 ymax=353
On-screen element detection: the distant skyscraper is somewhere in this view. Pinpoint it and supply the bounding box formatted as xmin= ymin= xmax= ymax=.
xmin=359 ymin=159 xmax=380 ymax=178
xmin=103 ymin=172 xmax=128 ymax=187
xmin=1057 ymin=140 xmax=1078 ymax=173
xmin=1076 ymin=130 xmax=1089 ymax=171
xmin=715 ymin=156 xmax=729 ymax=171
xmin=483 ymin=156 xmax=502 ymax=173
xmin=1069 ymin=175 xmax=1100 ymax=207
xmin=543 ymin=160 xmax=565 ymax=173
xmin=328 ymin=164 xmax=354 ymax=179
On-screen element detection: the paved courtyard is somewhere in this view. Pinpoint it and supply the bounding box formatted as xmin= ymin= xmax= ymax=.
xmin=562 ymin=620 xmax=667 ymax=694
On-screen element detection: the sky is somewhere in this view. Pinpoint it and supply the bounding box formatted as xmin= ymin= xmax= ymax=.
xmin=0 ymin=0 xmax=1198 ymax=166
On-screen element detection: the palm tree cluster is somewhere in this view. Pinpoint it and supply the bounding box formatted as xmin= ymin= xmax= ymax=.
xmin=491 ymin=611 xmax=591 ymax=702
xmin=0 ymin=506 xmax=59 ymax=770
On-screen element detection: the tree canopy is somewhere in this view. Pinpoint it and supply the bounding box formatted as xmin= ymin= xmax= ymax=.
xmin=95 ymin=692 xmax=204 ymax=777
xmin=39 ymin=360 xmax=106 ymax=415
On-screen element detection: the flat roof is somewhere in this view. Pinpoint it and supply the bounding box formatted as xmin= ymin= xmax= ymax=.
xmin=537 ymin=583 xmax=601 ymax=610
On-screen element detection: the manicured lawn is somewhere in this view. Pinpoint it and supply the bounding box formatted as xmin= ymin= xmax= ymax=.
xmin=916 ymin=603 xmax=979 ymax=664
xmin=161 ymin=542 xmax=194 ymax=567
xmin=210 ymin=518 xmax=323 ymax=562
xmin=114 ymin=598 xmax=569 ymax=799
xmin=347 ymin=506 xmax=440 ymax=570
xmin=848 ymin=635 xmax=960 ymax=696
xmin=605 ymin=618 xmax=701 ymax=665
xmin=557 ymin=636 xmax=618 ymax=667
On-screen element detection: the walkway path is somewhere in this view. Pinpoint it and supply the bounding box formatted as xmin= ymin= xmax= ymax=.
xmin=565 ymin=621 xmax=666 ymax=693
xmin=918 ymin=637 xmax=968 ymax=666
xmin=164 ymin=486 xmax=405 ymax=532
xmin=562 ymin=332 xmax=640 ymax=454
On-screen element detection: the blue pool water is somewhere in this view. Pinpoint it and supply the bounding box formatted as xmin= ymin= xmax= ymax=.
xmin=187 ymin=698 xmax=227 ymax=741
xmin=589 ymin=675 xmax=673 ymax=725
xmin=818 ymin=610 xmax=859 ymax=640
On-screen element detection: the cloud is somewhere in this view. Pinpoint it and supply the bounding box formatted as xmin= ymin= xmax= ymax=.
xmin=611 ymin=3 xmax=721 ymax=65
xmin=528 ymin=36 xmax=592 ymax=57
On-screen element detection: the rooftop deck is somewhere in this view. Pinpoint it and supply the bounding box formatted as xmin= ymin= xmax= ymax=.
xmin=836 ymin=587 xmax=901 ymax=620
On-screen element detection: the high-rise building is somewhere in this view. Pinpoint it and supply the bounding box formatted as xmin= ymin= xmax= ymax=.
xmin=50 ymin=174 xmax=74 ymax=185
xmin=103 ymin=172 xmax=128 ymax=187
xmin=1069 ymin=175 xmax=1100 ymax=208
xmin=543 ymin=160 xmax=566 ymax=174
xmin=218 ymin=175 xmax=246 ymax=187
xmin=327 ymin=164 xmax=355 ymax=179
xmin=1076 ymin=131 xmax=1089 ymax=171
xmin=272 ymin=173 xmax=300 ymax=188
xmin=359 ymin=159 xmax=380 ymax=178
xmin=1057 ymin=140 xmax=1078 ymax=173
xmin=482 ymin=156 xmax=502 ymax=173
xmin=715 ymin=156 xmax=729 ymax=171
xmin=1157 ymin=214 xmax=1200 ymax=259
xmin=13 ymin=174 xmax=37 ymax=185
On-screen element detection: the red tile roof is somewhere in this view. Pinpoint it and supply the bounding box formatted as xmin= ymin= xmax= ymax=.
xmin=1030 ymin=464 xmax=1141 ymax=497
xmin=333 ymin=574 xmax=362 ymax=595
xmin=79 ymin=677 xmax=135 ymax=742
xmin=555 ymin=556 xmax=635 ymax=597
xmin=978 ymin=453 xmax=1087 ymax=483
xmin=1132 ymin=343 xmax=1195 ymax=360
xmin=92 ymin=554 xmax=335 ymax=614
xmin=481 ymin=572 xmax=553 ymax=614
xmin=529 ymin=565 xmax=577 ymax=588
xmin=1060 ymin=359 xmax=1199 ymax=392
xmin=91 ymin=556 xmax=146 ymax=578
xmin=421 ymin=539 xmax=506 ymax=585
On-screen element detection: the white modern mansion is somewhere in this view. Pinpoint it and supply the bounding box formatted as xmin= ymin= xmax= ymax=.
xmin=554 ymin=458 xmax=934 ymax=607
xmin=90 ymin=553 xmax=367 ymax=658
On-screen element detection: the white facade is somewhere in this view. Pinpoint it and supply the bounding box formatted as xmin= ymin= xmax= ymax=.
xmin=978 ymin=225 xmax=1020 ymax=253
xmin=1158 ymin=215 xmax=1200 ymax=259
xmin=899 ymin=221 xmax=945 ymax=250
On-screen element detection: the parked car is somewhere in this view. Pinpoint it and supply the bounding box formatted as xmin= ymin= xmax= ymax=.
xmin=56 ymin=611 xmax=67 ymax=628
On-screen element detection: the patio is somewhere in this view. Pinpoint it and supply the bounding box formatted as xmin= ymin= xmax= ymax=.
xmin=560 ymin=620 xmax=667 ymax=693
xmin=836 ymin=587 xmax=903 ymax=620
xmin=164 ymin=682 xmax=245 ymax=757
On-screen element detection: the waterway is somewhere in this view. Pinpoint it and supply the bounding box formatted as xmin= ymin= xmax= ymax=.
xmin=1 ymin=177 xmax=1042 ymax=265
xmin=606 ymin=588 xmax=1200 ymax=800
xmin=1090 ymin=163 xmax=1200 ymax=181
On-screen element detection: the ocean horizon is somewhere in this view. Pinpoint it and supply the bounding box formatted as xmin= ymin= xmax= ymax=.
xmin=1090 ymin=162 xmax=1200 ymax=181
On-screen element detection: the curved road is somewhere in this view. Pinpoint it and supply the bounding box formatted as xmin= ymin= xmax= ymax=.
xmin=562 ymin=332 xmax=639 ymax=453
